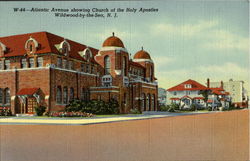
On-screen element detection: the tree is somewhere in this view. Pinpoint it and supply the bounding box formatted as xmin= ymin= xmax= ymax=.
xmin=199 ymin=89 xmax=211 ymax=108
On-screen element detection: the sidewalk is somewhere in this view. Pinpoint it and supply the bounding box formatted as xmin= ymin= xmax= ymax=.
xmin=0 ymin=111 xmax=215 ymax=125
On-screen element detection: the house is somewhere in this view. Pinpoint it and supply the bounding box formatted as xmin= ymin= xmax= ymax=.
xmin=0 ymin=31 xmax=158 ymax=115
xmin=166 ymin=79 xmax=207 ymax=109
xmin=210 ymin=79 xmax=248 ymax=108
xmin=167 ymin=79 xmax=231 ymax=109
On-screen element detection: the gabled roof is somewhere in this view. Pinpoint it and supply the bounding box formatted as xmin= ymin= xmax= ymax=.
xmin=167 ymin=79 xmax=208 ymax=92
xmin=193 ymin=97 xmax=205 ymax=100
xmin=180 ymin=95 xmax=193 ymax=100
xmin=170 ymin=98 xmax=180 ymax=100
xmin=17 ymin=88 xmax=39 ymax=95
xmin=0 ymin=31 xmax=99 ymax=63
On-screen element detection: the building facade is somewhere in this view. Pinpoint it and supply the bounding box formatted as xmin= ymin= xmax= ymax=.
xmin=0 ymin=31 xmax=158 ymax=114
xmin=167 ymin=79 xmax=207 ymax=108
xmin=210 ymin=79 xmax=248 ymax=107
xmin=167 ymin=79 xmax=231 ymax=109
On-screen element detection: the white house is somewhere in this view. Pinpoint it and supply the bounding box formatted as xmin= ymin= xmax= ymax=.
xmin=166 ymin=79 xmax=207 ymax=108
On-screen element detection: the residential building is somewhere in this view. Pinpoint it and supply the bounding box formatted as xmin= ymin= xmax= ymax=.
xmin=210 ymin=79 xmax=248 ymax=107
xmin=166 ymin=79 xmax=207 ymax=108
xmin=0 ymin=31 xmax=158 ymax=114
xmin=167 ymin=79 xmax=231 ymax=109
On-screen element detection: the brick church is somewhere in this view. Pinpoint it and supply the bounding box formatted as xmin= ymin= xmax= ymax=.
xmin=0 ymin=31 xmax=158 ymax=114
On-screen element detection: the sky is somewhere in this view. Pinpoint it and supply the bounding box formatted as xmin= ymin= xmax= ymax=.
xmin=0 ymin=1 xmax=249 ymax=92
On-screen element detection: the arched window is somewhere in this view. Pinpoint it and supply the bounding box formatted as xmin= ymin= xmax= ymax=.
xmin=56 ymin=86 xmax=62 ymax=104
xmin=122 ymin=56 xmax=127 ymax=76
xmin=147 ymin=94 xmax=151 ymax=111
xmin=63 ymin=87 xmax=68 ymax=104
xmin=104 ymin=56 xmax=110 ymax=75
xmin=4 ymin=88 xmax=10 ymax=105
xmin=151 ymin=94 xmax=155 ymax=111
xmin=141 ymin=93 xmax=145 ymax=111
xmin=0 ymin=88 xmax=3 ymax=104
xmin=69 ymin=87 xmax=74 ymax=101
xmin=29 ymin=44 xmax=33 ymax=52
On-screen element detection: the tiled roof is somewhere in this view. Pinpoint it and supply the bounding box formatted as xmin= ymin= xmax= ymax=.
xmin=193 ymin=97 xmax=205 ymax=100
xmin=167 ymin=79 xmax=208 ymax=92
xmin=170 ymin=98 xmax=180 ymax=100
xmin=180 ymin=95 xmax=193 ymax=99
xmin=17 ymin=88 xmax=39 ymax=95
xmin=0 ymin=31 xmax=99 ymax=63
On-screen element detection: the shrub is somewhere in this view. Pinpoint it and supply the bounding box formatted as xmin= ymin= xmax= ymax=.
xmin=160 ymin=105 xmax=170 ymax=111
xmin=130 ymin=108 xmax=141 ymax=114
xmin=48 ymin=111 xmax=93 ymax=117
xmin=35 ymin=106 xmax=46 ymax=116
xmin=189 ymin=104 xmax=197 ymax=111
xmin=65 ymin=99 xmax=119 ymax=115
xmin=171 ymin=103 xmax=180 ymax=110
xmin=0 ymin=108 xmax=12 ymax=116
xmin=167 ymin=107 xmax=175 ymax=112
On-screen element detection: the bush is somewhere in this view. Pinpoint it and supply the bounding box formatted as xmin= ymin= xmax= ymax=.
xmin=189 ymin=104 xmax=197 ymax=111
xmin=0 ymin=108 xmax=12 ymax=116
xmin=130 ymin=108 xmax=141 ymax=114
xmin=65 ymin=99 xmax=119 ymax=115
xmin=171 ymin=103 xmax=180 ymax=110
xmin=48 ymin=111 xmax=93 ymax=117
xmin=160 ymin=105 xmax=170 ymax=111
xmin=167 ymin=106 xmax=175 ymax=112
xmin=35 ymin=106 xmax=46 ymax=116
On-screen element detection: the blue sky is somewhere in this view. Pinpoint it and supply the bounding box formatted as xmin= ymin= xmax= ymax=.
xmin=0 ymin=1 xmax=249 ymax=91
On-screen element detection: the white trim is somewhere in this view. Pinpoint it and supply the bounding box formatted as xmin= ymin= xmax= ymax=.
xmin=90 ymin=90 xmax=119 ymax=93
xmin=0 ymin=66 xmax=98 ymax=77
xmin=100 ymin=46 xmax=128 ymax=53
xmin=25 ymin=37 xmax=39 ymax=49
xmin=130 ymin=80 xmax=157 ymax=86
xmin=0 ymin=42 xmax=7 ymax=52
xmin=115 ymin=70 xmax=121 ymax=75
xmin=133 ymin=59 xmax=153 ymax=63
xmin=11 ymin=96 xmax=16 ymax=100
xmin=142 ymin=85 xmax=157 ymax=89
xmin=90 ymin=86 xmax=119 ymax=89
xmin=59 ymin=39 xmax=71 ymax=51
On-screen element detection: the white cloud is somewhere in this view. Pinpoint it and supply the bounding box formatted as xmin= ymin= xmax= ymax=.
xmin=157 ymin=62 xmax=249 ymax=91
xmin=154 ymin=56 xmax=175 ymax=69
xmin=151 ymin=20 xmax=249 ymax=52
xmin=202 ymin=30 xmax=249 ymax=52
xmin=152 ymin=20 xmax=218 ymax=37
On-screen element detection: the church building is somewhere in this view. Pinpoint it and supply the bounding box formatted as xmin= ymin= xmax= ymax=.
xmin=0 ymin=31 xmax=158 ymax=114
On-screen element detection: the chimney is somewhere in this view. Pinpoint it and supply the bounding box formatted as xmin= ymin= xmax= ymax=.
xmin=221 ymin=81 xmax=224 ymax=89
xmin=207 ymin=78 xmax=210 ymax=88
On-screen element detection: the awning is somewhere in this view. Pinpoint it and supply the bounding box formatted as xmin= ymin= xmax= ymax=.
xmin=17 ymin=88 xmax=39 ymax=95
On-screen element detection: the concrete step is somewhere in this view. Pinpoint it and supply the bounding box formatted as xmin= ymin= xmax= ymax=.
xmin=16 ymin=114 xmax=36 ymax=117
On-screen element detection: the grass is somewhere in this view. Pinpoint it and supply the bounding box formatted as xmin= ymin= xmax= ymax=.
xmin=94 ymin=114 xmax=142 ymax=117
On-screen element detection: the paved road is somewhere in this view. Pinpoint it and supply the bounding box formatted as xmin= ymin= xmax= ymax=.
xmin=0 ymin=111 xmax=217 ymax=125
